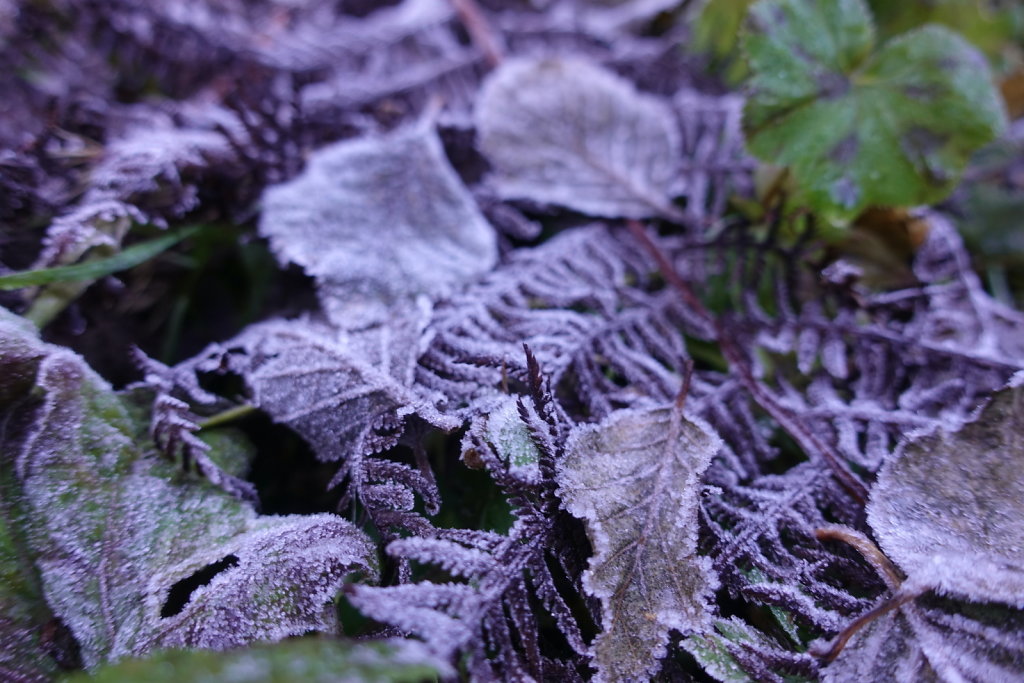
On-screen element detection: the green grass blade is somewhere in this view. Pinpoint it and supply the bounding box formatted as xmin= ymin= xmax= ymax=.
xmin=0 ymin=225 xmax=203 ymax=291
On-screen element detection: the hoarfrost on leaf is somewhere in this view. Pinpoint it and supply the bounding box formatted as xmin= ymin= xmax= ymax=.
xmin=259 ymin=122 xmax=497 ymax=327
xmin=557 ymin=404 xmax=721 ymax=681
xmin=0 ymin=308 xmax=378 ymax=669
xmin=867 ymin=373 xmax=1024 ymax=607
xmin=822 ymin=595 xmax=1024 ymax=682
xmin=475 ymin=57 xmax=685 ymax=220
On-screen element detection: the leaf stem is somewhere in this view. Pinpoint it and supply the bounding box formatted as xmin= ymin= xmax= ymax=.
xmin=198 ymin=403 xmax=258 ymax=430
xmin=450 ymin=0 xmax=504 ymax=67
xmin=626 ymin=219 xmax=869 ymax=503
xmin=810 ymin=584 xmax=924 ymax=663
xmin=815 ymin=525 xmax=902 ymax=590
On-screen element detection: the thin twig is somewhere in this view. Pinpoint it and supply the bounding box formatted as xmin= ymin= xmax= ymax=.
xmin=450 ymin=0 xmax=504 ymax=68
xmin=816 ymin=525 xmax=903 ymax=590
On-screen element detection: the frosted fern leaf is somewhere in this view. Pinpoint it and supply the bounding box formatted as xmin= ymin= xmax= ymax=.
xmin=0 ymin=308 xmax=377 ymax=670
xmin=558 ymin=404 xmax=720 ymax=682
xmin=822 ymin=596 xmax=1024 ymax=682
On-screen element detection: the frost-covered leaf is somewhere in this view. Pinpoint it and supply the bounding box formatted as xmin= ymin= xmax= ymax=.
xmin=259 ymin=123 xmax=497 ymax=326
xmin=476 ymin=57 xmax=684 ymax=220
xmin=867 ymin=374 xmax=1024 ymax=607
xmin=558 ymin=405 xmax=720 ymax=681
xmin=822 ymin=595 xmax=1024 ymax=682
xmin=418 ymin=224 xmax=706 ymax=420
xmin=73 ymin=637 xmax=450 ymax=683
xmin=0 ymin=308 xmax=377 ymax=668
xmin=468 ymin=397 xmax=542 ymax=485
xmin=182 ymin=312 xmax=458 ymax=485
xmin=743 ymin=0 xmax=1006 ymax=218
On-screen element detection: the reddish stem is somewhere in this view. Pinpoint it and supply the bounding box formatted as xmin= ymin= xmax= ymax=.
xmin=626 ymin=220 xmax=869 ymax=504
xmin=450 ymin=0 xmax=504 ymax=68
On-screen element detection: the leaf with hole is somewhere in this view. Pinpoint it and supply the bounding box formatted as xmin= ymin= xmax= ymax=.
xmin=0 ymin=308 xmax=377 ymax=669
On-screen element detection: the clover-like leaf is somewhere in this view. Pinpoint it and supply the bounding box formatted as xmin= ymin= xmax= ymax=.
xmin=476 ymin=57 xmax=685 ymax=220
xmin=72 ymin=637 xmax=450 ymax=683
xmin=557 ymin=405 xmax=720 ymax=682
xmin=0 ymin=308 xmax=377 ymax=669
xmin=743 ymin=0 xmax=1007 ymax=219
xmin=867 ymin=374 xmax=1024 ymax=607
xmin=259 ymin=123 xmax=497 ymax=327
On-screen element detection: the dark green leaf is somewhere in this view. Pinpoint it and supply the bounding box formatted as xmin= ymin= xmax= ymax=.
xmin=743 ymin=0 xmax=1007 ymax=220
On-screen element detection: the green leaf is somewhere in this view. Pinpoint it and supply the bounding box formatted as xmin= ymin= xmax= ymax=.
xmin=557 ymin=406 xmax=720 ymax=682
xmin=684 ymin=617 xmax=812 ymax=683
xmin=867 ymin=0 xmax=1015 ymax=62
xmin=690 ymin=0 xmax=756 ymax=82
xmin=743 ymin=0 xmax=1007 ymax=220
xmin=0 ymin=308 xmax=378 ymax=670
xmin=0 ymin=225 xmax=202 ymax=291
xmin=67 ymin=637 xmax=448 ymax=683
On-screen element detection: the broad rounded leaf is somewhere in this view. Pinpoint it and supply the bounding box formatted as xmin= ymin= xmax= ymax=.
xmin=0 ymin=308 xmax=378 ymax=668
xmin=743 ymin=0 xmax=1007 ymax=218
xmin=868 ymin=375 xmax=1024 ymax=607
xmin=260 ymin=124 xmax=497 ymax=327
xmin=476 ymin=57 xmax=684 ymax=220
xmin=558 ymin=406 xmax=720 ymax=682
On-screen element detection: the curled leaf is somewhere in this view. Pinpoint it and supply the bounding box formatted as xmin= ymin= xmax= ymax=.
xmin=0 ymin=308 xmax=377 ymax=668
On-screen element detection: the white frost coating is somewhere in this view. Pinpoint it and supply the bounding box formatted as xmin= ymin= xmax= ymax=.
xmin=259 ymin=123 xmax=497 ymax=327
xmin=822 ymin=596 xmax=1024 ymax=682
xmin=476 ymin=57 xmax=684 ymax=220
xmin=1 ymin=310 xmax=378 ymax=668
xmin=557 ymin=405 xmax=720 ymax=682
xmin=867 ymin=372 xmax=1024 ymax=608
